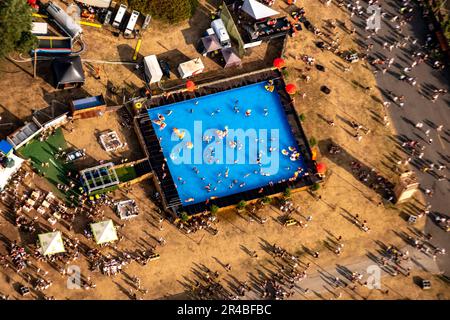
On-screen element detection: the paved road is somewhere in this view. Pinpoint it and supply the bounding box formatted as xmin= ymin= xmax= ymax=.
xmin=349 ymin=0 xmax=449 ymax=275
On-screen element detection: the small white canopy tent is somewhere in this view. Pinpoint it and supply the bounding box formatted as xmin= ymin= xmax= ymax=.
xmin=38 ymin=231 xmax=65 ymax=256
xmin=91 ymin=220 xmax=118 ymax=244
xmin=241 ymin=0 xmax=279 ymax=20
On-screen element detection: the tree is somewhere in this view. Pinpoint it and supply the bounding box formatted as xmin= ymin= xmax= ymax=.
xmin=237 ymin=200 xmax=247 ymax=210
xmin=299 ymin=113 xmax=306 ymax=122
xmin=123 ymin=0 xmax=198 ymax=24
xmin=0 ymin=0 xmax=37 ymax=58
xmin=283 ymin=188 xmax=292 ymax=198
xmin=210 ymin=205 xmax=219 ymax=215
xmin=180 ymin=212 xmax=189 ymax=221
xmin=310 ymin=182 xmax=321 ymax=192
xmin=261 ymin=196 xmax=272 ymax=204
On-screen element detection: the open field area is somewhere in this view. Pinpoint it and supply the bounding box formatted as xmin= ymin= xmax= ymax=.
xmin=0 ymin=0 xmax=448 ymax=302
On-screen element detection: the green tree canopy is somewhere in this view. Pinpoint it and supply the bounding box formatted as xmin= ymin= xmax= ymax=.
xmin=123 ymin=0 xmax=198 ymax=24
xmin=0 ymin=0 xmax=37 ymax=58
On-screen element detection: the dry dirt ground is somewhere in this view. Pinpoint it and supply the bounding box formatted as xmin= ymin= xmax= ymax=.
xmin=0 ymin=0 xmax=448 ymax=300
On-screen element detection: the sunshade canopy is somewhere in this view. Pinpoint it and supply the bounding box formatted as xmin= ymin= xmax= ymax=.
xmin=201 ymin=34 xmax=222 ymax=53
xmin=241 ymin=0 xmax=280 ymax=20
xmin=52 ymin=56 xmax=85 ymax=86
xmin=222 ymin=47 xmax=242 ymax=67
xmin=91 ymin=220 xmax=118 ymax=244
xmin=38 ymin=231 xmax=65 ymax=256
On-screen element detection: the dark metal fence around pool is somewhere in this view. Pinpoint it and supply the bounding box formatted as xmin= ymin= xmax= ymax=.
xmin=134 ymin=69 xmax=320 ymax=215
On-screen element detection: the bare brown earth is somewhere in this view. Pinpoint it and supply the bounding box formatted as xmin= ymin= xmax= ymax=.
xmin=0 ymin=0 xmax=448 ymax=300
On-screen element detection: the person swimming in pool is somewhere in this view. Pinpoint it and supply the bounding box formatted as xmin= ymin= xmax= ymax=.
xmin=245 ymin=109 xmax=252 ymax=117
xmin=263 ymin=108 xmax=268 ymax=116
xmin=234 ymin=106 xmax=240 ymax=113
xmin=244 ymin=173 xmax=251 ymax=178
xmin=225 ymin=168 xmax=229 ymax=178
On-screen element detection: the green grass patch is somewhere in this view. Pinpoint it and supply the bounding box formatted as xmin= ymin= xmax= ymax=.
xmin=115 ymin=165 xmax=137 ymax=183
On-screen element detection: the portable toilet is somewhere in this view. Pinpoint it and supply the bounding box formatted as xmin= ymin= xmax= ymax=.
xmin=124 ymin=10 xmax=139 ymax=36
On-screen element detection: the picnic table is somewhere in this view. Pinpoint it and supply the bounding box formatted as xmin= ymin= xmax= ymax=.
xmin=284 ymin=218 xmax=298 ymax=227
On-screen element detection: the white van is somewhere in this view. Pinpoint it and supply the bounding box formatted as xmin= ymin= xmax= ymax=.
xmin=211 ymin=19 xmax=231 ymax=47
xmin=112 ymin=4 xmax=127 ymax=28
xmin=124 ymin=10 xmax=139 ymax=36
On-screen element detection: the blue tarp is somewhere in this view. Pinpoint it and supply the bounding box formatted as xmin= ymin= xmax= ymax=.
xmin=72 ymin=95 xmax=105 ymax=111
xmin=0 ymin=140 xmax=13 ymax=155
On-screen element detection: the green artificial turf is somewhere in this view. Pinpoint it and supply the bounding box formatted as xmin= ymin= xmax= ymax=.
xmin=18 ymin=128 xmax=79 ymax=203
xmin=115 ymin=165 xmax=137 ymax=183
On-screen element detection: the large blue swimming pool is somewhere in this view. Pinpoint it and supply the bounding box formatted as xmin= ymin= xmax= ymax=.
xmin=147 ymin=82 xmax=307 ymax=205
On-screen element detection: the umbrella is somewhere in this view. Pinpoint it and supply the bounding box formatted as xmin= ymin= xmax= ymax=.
xmin=186 ymin=80 xmax=196 ymax=92
xmin=273 ymin=57 xmax=285 ymax=69
xmin=316 ymin=162 xmax=327 ymax=174
xmin=285 ymin=83 xmax=297 ymax=95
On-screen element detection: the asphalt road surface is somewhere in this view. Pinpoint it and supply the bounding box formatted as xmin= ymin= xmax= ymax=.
xmin=348 ymin=0 xmax=449 ymax=275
